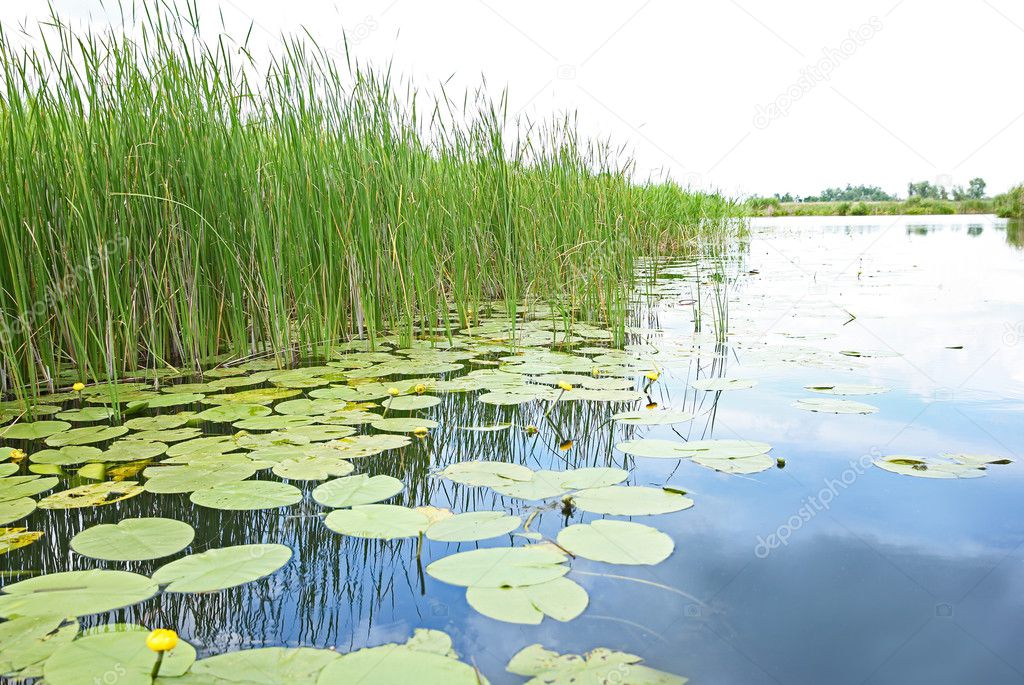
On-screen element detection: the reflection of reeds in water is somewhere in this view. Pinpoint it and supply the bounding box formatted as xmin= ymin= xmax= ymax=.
xmin=0 ymin=3 xmax=734 ymax=401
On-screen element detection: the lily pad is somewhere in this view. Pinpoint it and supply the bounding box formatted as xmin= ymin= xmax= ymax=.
xmin=317 ymin=630 xmax=483 ymax=685
xmin=272 ymin=455 xmax=355 ymax=481
xmin=0 ymin=420 xmax=72 ymax=440
xmin=0 ymin=615 xmax=78 ymax=679
xmin=426 ymin=545 xmax=569 ymax=588
xmin=44 ymin=425 xmax=128 ymax=447
xmin=0 ymin=527 xmax=44 ymax=555
xmin=189 ymin=647 xmax=340 ymax=684
xmin=507 ymin=644 xmax=686 ymax=685
xmin=190 ymin=480 xmax=302 ymax=510
xmin=0 ymin=569 xmax=158 ymax=617
xmin=793 ymin=398 xmax=879 ymax=414
xmin=617 ymin=439 xmax=691 ymax=459
xmin=612 ymin=410 xmax=694 ymax=425
xmin=674 ymin=439 xmax=772 ymax=458
xmin=38 ymin=481 xmax=144 ymax=509
xmin=70 ymin=517 xmax=195 ymax=561
xmin=144 ymin=462 xmax=258 ymax=494
xmin=873 ymin=455 xmax=986 ymax=479
xmin=123 ymin=414 xmax=192 ymax=431
xmin=312 ymin=474 xmax=404 ymax=507
xmin=152 ymin=544 xmax=292 ymax=592
xmin=195 ymin=404 xmax=272 ymax=423
xmin=369 ymin=417 xmax=439 ymax=433
xmin=557 ymin=520 xmax=673 ymax=565
xmin=557 ymin=467 xmax=629 ymax=491
xmin=44 ymin=628 xmax=196 ymax=685
xmin=324 ymin=504 xmax=430 ymax=539
xmin=440 ymin=460 xmax=533 ymax=487
xmin=466 ymin=577 xmax=588 ymax=625
xmin=0 ymin=497 xmax=36 ymax=525
xmin=382 ymin=395 xmax=442 ymax=411
xmin=202 ymin=388 xmax=300 ymax=405
xmin=56 ymin=407 xmax=116 ymax=423
xmin=233 ymin=415 xmax=315 ymax=431
xmin=0 ymin=475 xmax=58 ymax=501
xmin=690 ymin=378 xmax=756 ymax=391
xmin=490 ymin=470 xmax=570 ymax=500
xmin=100 ymin=440 xmax=168 ymax=462
xmin=805 ymin=383 xmax=890 ymax=395
xmin=571 ymin=486 xmax=694 ymax=516
xmin=692 ymin=452 xmax=776 ymax=474
xmin=426 ymin=511 xmax=521 ymax=542
xmin=126 ymin=392 xmax=204 ymax=410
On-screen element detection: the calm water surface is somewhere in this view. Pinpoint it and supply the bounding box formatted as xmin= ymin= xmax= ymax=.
xmin=4 ymin=214 xmax=1023 ymax=684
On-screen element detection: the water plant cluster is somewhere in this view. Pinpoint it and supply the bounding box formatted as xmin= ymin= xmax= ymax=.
xmin=0 ymin=4 xmax=734 ymax=403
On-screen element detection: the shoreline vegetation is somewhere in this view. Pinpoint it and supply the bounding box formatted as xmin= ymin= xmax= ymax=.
xmin=746 ymin=186 xmax=1024 ymax=218
xmin=0 ymin=5 xmax=735 ymax=400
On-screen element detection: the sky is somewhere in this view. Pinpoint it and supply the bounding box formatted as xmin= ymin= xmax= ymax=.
xmin=4 ymin=0 xmax=1023 ymax=198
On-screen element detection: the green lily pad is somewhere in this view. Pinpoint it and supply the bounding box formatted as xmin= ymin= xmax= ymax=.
xmin=44 ymin=629 xmax=196 ymax=685
xmin=55 ymin=407 xmax=116 ymax=423
xmin=0 ymin=497 xmax=36 ymax=525
xmin=369 ymin=417 xmax=439 ymax=433
xmin=0 ymin=569 xmax=158 ymax=617
xmin=690 ymin=378 xmax=756 ymax=391
xmin=202 ymin=388 xmax=301 ymax=405
xmin=276 ymin=424 xmax=356 ymax=442
xmin=873 ymin=455 xmax=986 ymax=479
xmin=673 ymin=439 xmax=772 ymax=458
xmin=440 ymin=460 xmax=534 ymax=487
xmin=188 ymin=647 xmax=340 ymax=684
xmin=317 ymin=630 xmax=482 ymax=685
xmin=692 ymin=452 xmax=776 ymax=474
xmin=166 ymin=435 xmax=239 ymax=458
xmin=612 ymin=410 xmax=695 ymax=425
xmin=312 ymin=474 xmax=404 ymax=507
xmin=382 ymin=395 xmax=442 ymax=411
xmin=426 ymin=511 xmax=521 ymax=542
xmin=272 ymin=455 xmax=355 ymax=481
xmin=507 ymin=644 xmax=686 ymax=685
xmin=190 ymin=480 xmax=302 ymax=510
xmin=44 ymin=425 xmax=128 ymax=447
xmin=123 ymin=413 xmax=192 ymax=431
xmin=557 ymin=520 xmax=673 ymax=565
xmin=324 ymin=504 xmax=430 ymax=539
xmin=144 ymin=462 xmax=258 ymax=494
xmin=100 ymin=440 xmax=168 ymax=462
xmin=70 ymin=518 xmax=195 ymax=561
xmin=1 ymin=421 xmax=72 ymax=440
xmin=490 ymin=470 xmax=570 ymax=500
xmin=571 ymin=486 xmax=694 ymax=515
xmin=426 ymin=545 xmax=569 ymax=588
xmin=557 ymin=467 xmax=629 ymax=490
xmin=617 ymin=439 xmax=691 ymax=459
xmin=233 ymin=415 xmax=315 ymax=431
xmin=0 ymin=615 xmax=78 ymax=679
xmin=793 ymin=398 xmax=879 ymax=414
xmin=0 ymin=463 xmax=17 ymax=477
xmin=0 ymin=475 xmax=58 ymax=501
xmin=466 ymin=577 xmax=588 ymax=625
xmin=38 ymin=481 xmax=144 ymax=509
xmin=274 ymin=398 xmax=347 ymax=416
xmin=152 ymin=544 xmax=292 ymax=592
xmin=805 ymin=383 xmax=890 ymax=395
xmin=126 ymin=392 xmax=204 ymax=410
xmin=195 ymin=403 xmax=273 ymax=423
xmin=0 ymin=527 xmax=44 ymax=555
xmin=330 ymin=434 xmax=411 ymax=458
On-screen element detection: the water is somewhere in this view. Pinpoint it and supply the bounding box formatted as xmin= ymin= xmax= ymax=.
xmin=3 ymin=214 xmax=1023 ymax=684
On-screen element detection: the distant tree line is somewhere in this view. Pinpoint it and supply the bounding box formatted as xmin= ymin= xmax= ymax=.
xmin=767 ymin=178 xmax=988 ymax=203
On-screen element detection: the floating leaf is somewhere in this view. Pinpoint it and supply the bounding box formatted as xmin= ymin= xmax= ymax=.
xmin=382 ymin=395 xmax=442 ymax=411
xmin=1 ymin=421 xmax=71 ymax=440
xmin=873 ymin=455 xmax=986 ymax=479
xmin=506 ymin=644 xmax=686 ymax=685
xmin=0 ymin=615 xmax=78 ymax=679
xmin=100 ymin=440 xmax=168 ymax=462
xmin=572 ymin=486 xmax=694 ymax=516
xmin=805 ymin=383 xmax=889 ymax=395
xmin=166 ymin=435 xmax=239 ymax=458
xmin=426 ymin=511 xmax=521 ymax=542
xmin=0 ymin=498 xmax=36 ymax=525
xmin=612 ymin=410 xmax=694 ymax=425
xmin=0 ymin=475 xmax=58 ymax=501
xmin=317 ymin=630 xmax=482 ymax=685
xmin=188 ymin=647 xmax=339 ymax=684
xmin=490 ymin=470 xmax=569 ymax=500
xmin=70 ymin=518 xmax=195 ymax=561
xmin=370 ymin=417 xmax=439 ymax=433
xmin=0 ymin=527 xmax=44 ymax=555
xmin=673 ymin=439 xmax=772 ymax=458
xmin=0 ymin=569 xmax=158 ymax=617
xmin=557 ymin=520 xmax=673 ymax=565
xmin=692 ymin=452 xmax=775 ymax=474
xmin=324 ymin=504 xmax=429 ymax=539
xmin=43 ymin=628 xmax=196 ymax=685
xmin=793 ymin=398 xmax=879 ymax=414
xmin=277 ymin=424 xmax=356 ymax=442
xmin=426 ymin=545 xmax=569 ymax=588
xmin=617 ymin=439 xmax=691 ymax=459
xmin=440 ymin=460 xmax=533 ymax=487
xmin=195 ymin=404 xmax=272 ymax=423
xmin=272 ymin=455 xmax=354 ymax=481
xmin=312 ymin=474 xmax=404 ymax=507
xmin=466 ymin=577 xmax=588 ymax=625
xmin=38 ymin=481 xmax=144 ymax=509
xmin=202 ymin=388 xmax=300 ymax=405
xmin=233 ymin=415 xmax=315 ymax=431
xmin=330 ymin=433 xmax=412 ymax=459
xmin=152 ymin=544 xmax=292 ymax=592
xmin=691 ymin=378 xmax=756 ymax=391
xmin=144 ymin=462 xmax=257 ymax=494
xmin=557 ymin=467 xmax=629 ymax=491
xmin=44 ymin=425 xmax=128 ymax=447
xmin=126 ymin=392 xmax=204 ymax=410
xmin=190 ymin=480 xmax=302 ymax=510
xmin=124 ymin=414 xmax=193 ymax=432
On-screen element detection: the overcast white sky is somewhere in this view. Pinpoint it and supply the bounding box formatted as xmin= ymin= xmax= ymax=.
xmin=5 ymin=0 xmax=1023 ymax=198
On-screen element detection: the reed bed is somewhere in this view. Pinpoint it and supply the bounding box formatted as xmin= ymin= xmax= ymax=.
xmin=0 ymin=3 xmax=734 ymax=399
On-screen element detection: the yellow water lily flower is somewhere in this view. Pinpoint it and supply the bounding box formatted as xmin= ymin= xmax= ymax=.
xmin=386 ymin=387 xmax=400 ymax=397
xmin=413 ymin=384 xmax=427 ymax=395
xmin=412 ymin=426 xmax=430 ymax=438
xmin=557 ymin=381 xmax=573 ymax=392
xmin=559 ymin=439 xmax=574 ymax=451
xmin=524 ymin=424 xmax=539 ymax=435
xmin=645 ymin=402 xmax=659 ymax=410
xmin=9 ymin=449 xmax=26 ymax=460
xmin=72 ymin=382 xmax=85 ymax=392
xmin=645 ymin=371 xmax=660 ymax=381
xmin=146 ymin=629 xmax=178 ymax=652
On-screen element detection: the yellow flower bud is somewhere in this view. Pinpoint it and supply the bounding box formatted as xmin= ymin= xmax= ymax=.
xmin=413 ymin=384 xmax=427 ymax=395
xmin=645 ymin=402 xmax=659 ymax=410
xmin=72 ymin=382 xmax=85 ymax=392
xmin=412 ymin=426 xmax=429 ymax=438
xmin=645 ymin=371 xmax=660 ymax=381
xmin=146 ymin=629 xmax=178 ymax=653
xmin=387 ymin=387 xmax=400 ymax=397
xmin=559 ymin=439 xmax=574 ymax=451
xmin=524 ymin=424 xmax=539 ymax=435
xmin=9 ymin=448 xmax=26 ymax=460
xmin=556 ymin=381 xmax=573 ymax=392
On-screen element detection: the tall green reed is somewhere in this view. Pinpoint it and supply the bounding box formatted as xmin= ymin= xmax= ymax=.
xmin=0 ymin=2 xmax=735 ymax=400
